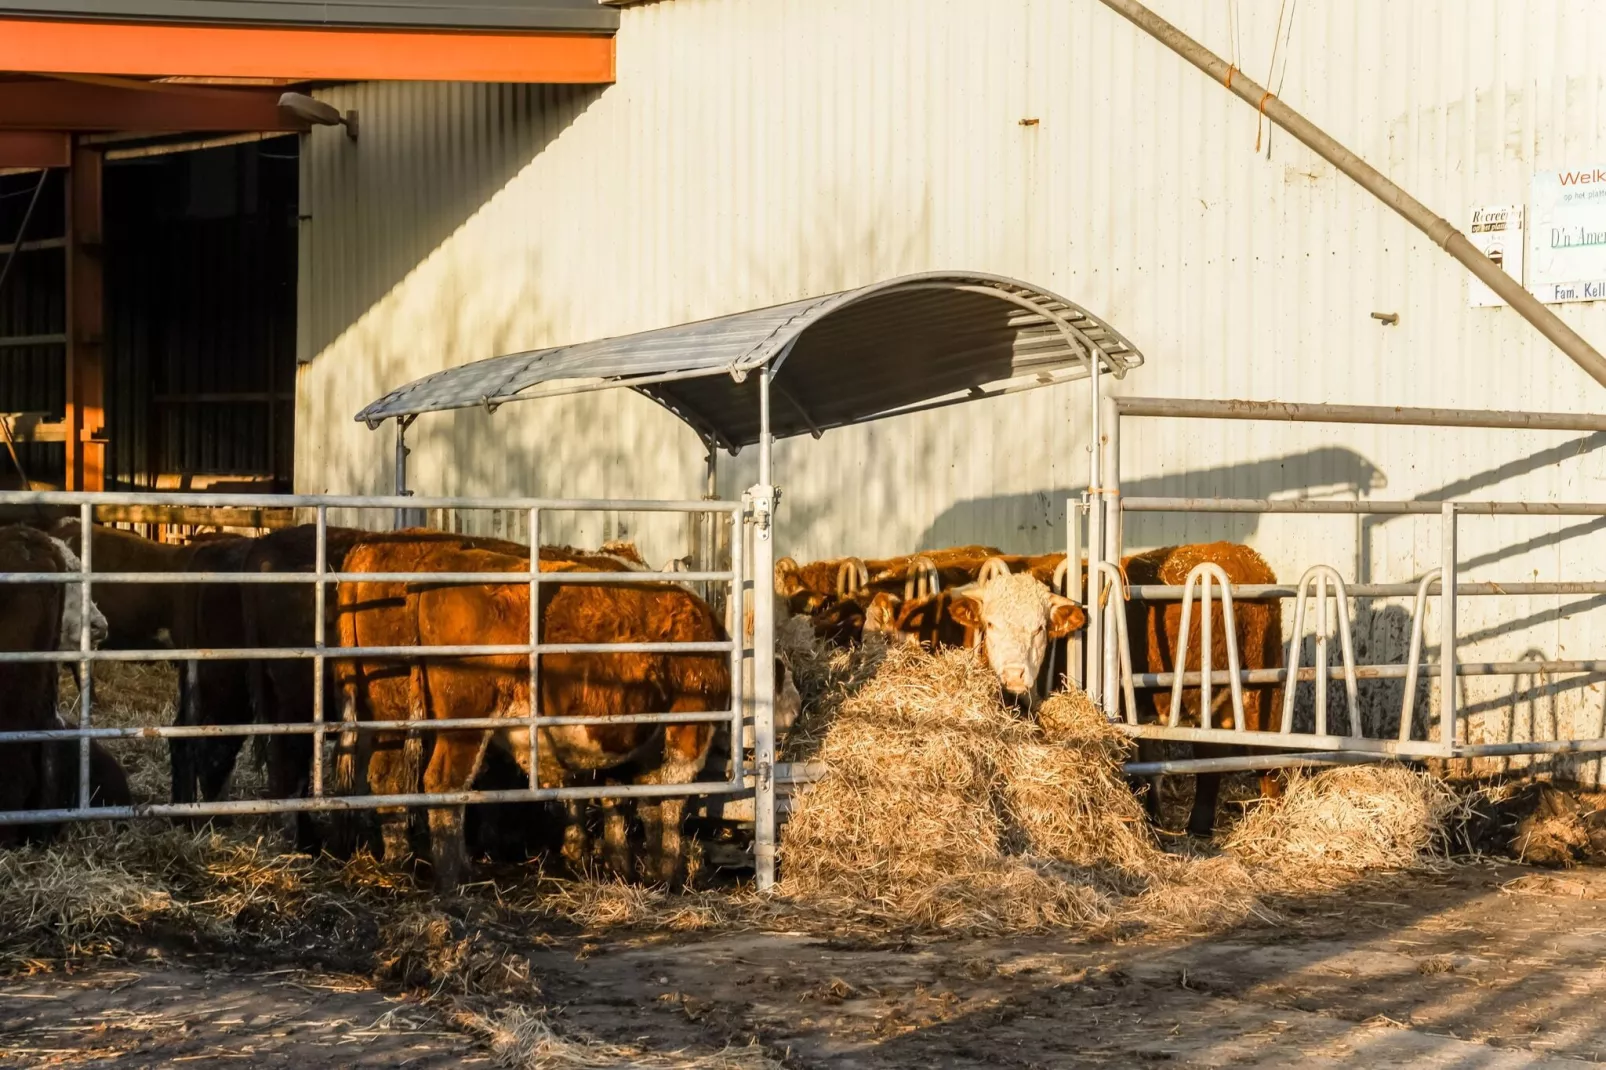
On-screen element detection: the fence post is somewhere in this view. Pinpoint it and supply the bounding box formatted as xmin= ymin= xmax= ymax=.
xmin=1440 ymin=502 xmax=1458 ymax=757
xmin=527 ymin=507 xmax=541 ymax=790
xmin=77 ymin=499 xmax=92 ymax=809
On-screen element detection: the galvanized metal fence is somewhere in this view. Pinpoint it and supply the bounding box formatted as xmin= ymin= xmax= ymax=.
xmin=0 ymin=491 xmax=773 ymax=856
xmin=1086 ymin=398 xmax=1606 ymax=774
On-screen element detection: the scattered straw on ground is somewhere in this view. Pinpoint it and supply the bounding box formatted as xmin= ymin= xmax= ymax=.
xmin=1224 ymin=765 xmax=1465 ymax=881
xmin=452 ymin=1004 xmax=782 ymax=1070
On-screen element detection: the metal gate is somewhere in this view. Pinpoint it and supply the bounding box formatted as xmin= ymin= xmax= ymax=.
xmin=0 ymin=488 xmax=779 ymax=877
xmin=1081 ymin=397 xmax=1606 ymax=771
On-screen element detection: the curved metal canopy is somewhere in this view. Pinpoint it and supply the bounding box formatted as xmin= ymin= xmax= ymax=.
xmin=355 ymin=271 xmax=1144 ymax=451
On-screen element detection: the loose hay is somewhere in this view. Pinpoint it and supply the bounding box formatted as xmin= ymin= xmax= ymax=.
xmin=454 ymin=1004 xmax=782 ymax=1070
xmin=777 ymin=642 xmax=1199 ymax=935
xmin=1224 ymin=765 xmax=1464 ymax=880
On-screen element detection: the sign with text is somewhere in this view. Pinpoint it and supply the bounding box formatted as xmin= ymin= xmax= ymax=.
xmin=1467 ymin=204 xmax=1523 ymax=307
xmin=1530 ymin=167 xmax=1606 ymax=303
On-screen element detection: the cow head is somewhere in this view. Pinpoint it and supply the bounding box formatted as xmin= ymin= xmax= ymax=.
xmin=49 ymin=536 xmax=109 ymax=650
xmin=948 ymin=573 xmax=1085 ymax=696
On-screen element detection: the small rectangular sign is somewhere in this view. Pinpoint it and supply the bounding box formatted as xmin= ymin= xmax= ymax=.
xmin=1468 ymin=204 xmax=1523 ymax=308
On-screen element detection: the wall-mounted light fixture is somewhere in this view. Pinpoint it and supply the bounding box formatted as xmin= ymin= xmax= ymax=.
xmin=278 ymin=92 xmax=358 ymax=140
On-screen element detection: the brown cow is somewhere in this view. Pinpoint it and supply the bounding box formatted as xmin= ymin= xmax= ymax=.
xmin=168 ymin=534 xmax=255 ymax=807
xmin=775 ymin=545 xmax=1003 ymax=619
xmin=1120 ymin=543 xmax=1285 ymax=837
xmin=334 ymin=538 xmax=632 ymax=864
xmin=0 ymin=525 xmax=126 ymax=846
xmin=242 ymin=525 xmax=526 ymax=851
xmin=51 ymin=520 xmax=194 ymax=650
xmin=858 ymin=543 xmax=1283 ymax=835
xmin=410 ymin=551 xmax=728 ymax=890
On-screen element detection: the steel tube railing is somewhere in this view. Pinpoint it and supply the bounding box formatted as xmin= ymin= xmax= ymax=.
xmin=1124 ymin=580 xmax=1606 ymax=599
xmin=0 ymin=641 xmax=737 ymax=663
xmin=1123 ymin=750 xmax=1393 ymax=776
xmin=1114 ymin=723 xmax=1447 ymax=755
xmin=1124 ymin=497 xmax=1606 ymax=516
xmin=76 ymin=499 xmax=93 ymax=810
xmin=0 ymin=780 xmax=750 ymax=827
xmin=0 ymin=490 xmax=740 ymax=512
xmin=0 ymin=570 xmax=738 ymax=584
xmin=311 ymin=505 xmax=327 ymax=796
xmin=0 ymin=711 xmax=741 ymax=744
xmin=1134 ymin=659 xmax=1606 ymax=687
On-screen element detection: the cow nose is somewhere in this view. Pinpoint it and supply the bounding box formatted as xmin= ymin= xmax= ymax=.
xmin=1000 ymin=667 xmax=1031 ymax=694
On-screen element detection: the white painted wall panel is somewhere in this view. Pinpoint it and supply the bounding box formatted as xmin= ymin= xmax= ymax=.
xmin=296 ymin=0 xmax=1606 ymax=777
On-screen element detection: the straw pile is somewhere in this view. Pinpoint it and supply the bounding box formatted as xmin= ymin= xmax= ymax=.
xmin=776 ymin=641 xmax=1170 ymax=934
xmin=1224 ymin=765 xmax=1464 ymax=880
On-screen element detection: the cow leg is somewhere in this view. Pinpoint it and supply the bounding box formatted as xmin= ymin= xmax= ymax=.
xmin=561 ymin=798 xmax=592 ymax=871
xmin=636 ymin=722 xmax=713 ymax=889
xmin=169 ymin=660 xmax=199 ymax=806
xmin=1186 ymin=743 xmax=1237 ymax=838
xmin=423 ymin=731 xmax=493 ymax=892
xmin=600 ymin=795 xmax=633 ymax=880
xmin=1132 ymin=739 xmax=1166 ymax=828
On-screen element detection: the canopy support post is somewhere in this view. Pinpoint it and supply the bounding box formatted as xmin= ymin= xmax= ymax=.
xmin=751 ymin=365 xmax=778 ymax=891
xmin=393 ymin=415 xmax=419 ymax=530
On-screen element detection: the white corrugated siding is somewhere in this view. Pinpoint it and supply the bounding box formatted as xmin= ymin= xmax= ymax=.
xmin=296 ymin=0 xmax=1606 ymax=777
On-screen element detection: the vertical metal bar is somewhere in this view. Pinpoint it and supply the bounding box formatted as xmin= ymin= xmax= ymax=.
xmin=752 ymin=367 xmax=778 ymax=892
xmin=1398 ymin=569 xmax=1440 ymax=743
xmin=1067 ymin=496 xmax=1084 ymax=689
xmin=1167 ymin=578 xmax=1195 ymax=727
xmin=393 ymin=417 xmax=411 ymax=531
xmin=1085 ymin=499 xmax=1104 ymax=705
xmin=1440 ymin=502 xmax=1458 ymax=756
xmin=1101 ymin=394 xmax=1121 ymax=714
xmin=1281 ymin=578 xmax=1310 ymax=735
xmin=727 ymin=503 xmax=745 ymax=787
xmin=76 ymin=500 xmax=92 ymax=809
xmin=1315 ymin=572 xmax=1329 ymax=737
xmin=311 ymin=505 xmax=327 ymax=796
xmin=1199 ymin=570 xmax=1213 ymax=730
xmin=527 ymin=507 xmax=540 ymax=791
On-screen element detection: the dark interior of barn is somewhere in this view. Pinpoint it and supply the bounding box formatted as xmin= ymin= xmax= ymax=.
xmin=0 ymin=136 xmax=297 ymax=494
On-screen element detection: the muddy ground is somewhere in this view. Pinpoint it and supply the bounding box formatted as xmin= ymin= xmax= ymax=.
xmin=8 ymin=861 xmax=1606 ymax=1068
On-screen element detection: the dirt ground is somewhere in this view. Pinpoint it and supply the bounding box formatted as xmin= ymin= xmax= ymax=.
xmin=8 ymin=861 xmax=1606 ymax=1068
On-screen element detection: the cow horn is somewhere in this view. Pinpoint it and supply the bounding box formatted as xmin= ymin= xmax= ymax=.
xmin=836 ymin=557 xmax=869 ymax=597
xmin=903 ymin=555 xmax=940 ymax=601
xmin=977 ymin=556 xmax=1013 ymax=585
xmin=1051 ymin=557 xmax=1070 ymax=595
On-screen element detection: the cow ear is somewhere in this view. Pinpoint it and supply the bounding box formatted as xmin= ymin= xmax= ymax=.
xmin=1048 ymin=596 xmax=1086 ymax=639
xmin=948 ymin=594 xmax=983 ymax=630
xmin=774 ymin=558 xmax=803 ymax=597
xmin=863 ymin=592 xmax=902 ymax=634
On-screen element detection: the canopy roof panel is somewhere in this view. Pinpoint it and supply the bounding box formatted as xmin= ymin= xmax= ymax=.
xmin=355 ymin=272 xmax=1145 ymax=450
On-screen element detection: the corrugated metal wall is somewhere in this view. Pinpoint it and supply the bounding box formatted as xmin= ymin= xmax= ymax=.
xmin=296 ymin=0 xmax=1606 ymax=778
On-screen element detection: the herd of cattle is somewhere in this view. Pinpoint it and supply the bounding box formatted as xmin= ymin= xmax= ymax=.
xmin=0 ymin=514 xmax=1288 ymax=889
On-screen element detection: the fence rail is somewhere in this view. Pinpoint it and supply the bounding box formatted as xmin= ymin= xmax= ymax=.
xmin=0 ymin=491 xmax=764 ymax=829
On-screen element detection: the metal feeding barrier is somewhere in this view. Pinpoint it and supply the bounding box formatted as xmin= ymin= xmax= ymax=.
xmin=1089 ymin=397 xmax=1606 ymax=774
xmin=0 ymin=489 xmax=773 ymax=833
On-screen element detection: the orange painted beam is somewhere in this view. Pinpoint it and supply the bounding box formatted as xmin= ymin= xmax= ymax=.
xmin=0 ymin=19 xmax=615 ymax=83
xmin=0 ymin=130 xmax=70 ymax=168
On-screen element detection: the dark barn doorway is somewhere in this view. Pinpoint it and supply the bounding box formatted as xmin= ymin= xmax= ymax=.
xmin=0 ymin=136 xmax=298 ymax=495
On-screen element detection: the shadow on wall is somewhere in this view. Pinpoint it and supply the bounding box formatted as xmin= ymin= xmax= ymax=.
xmin=301 ymin=82 xmax=606 ymax=364
xmin=913 ymin=446 xmax=1388 ymax=552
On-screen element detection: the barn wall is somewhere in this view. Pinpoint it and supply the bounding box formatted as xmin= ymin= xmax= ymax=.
xmin=296 ymin=0 xmax=1606 ymax=778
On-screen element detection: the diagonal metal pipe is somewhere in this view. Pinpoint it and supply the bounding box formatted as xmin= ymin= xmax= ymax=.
xmin=1096 ymin=0 xmax=1606 ymax=390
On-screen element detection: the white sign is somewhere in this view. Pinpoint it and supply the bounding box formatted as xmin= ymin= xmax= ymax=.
xmin=1529 ymin=167 xmax=1606 ymax=303
xmin=1467 ymin=204 xmax=1524 ymax=307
